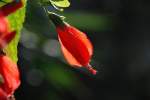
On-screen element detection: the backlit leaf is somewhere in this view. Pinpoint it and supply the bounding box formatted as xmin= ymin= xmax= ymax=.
xmin=50 ymin=0 xmax=70 ymax=8
xmin=3 ymin=0 xmax=26 ymax=62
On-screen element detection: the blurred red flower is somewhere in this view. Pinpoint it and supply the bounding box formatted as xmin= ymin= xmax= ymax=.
xmin=0 ymin=55 xmax=20 ymax=97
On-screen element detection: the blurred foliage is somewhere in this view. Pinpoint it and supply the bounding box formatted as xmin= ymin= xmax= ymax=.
xmin=0 ymin=0 xmax=12 ymax=7
xmin=64 ymin=12 xmax=112 ymax=31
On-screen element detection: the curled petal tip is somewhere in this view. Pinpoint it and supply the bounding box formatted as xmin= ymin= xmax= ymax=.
xmin=86 ymin=64 xmax=97 ymax=75
xmin=90 ymin=69 xmax=97 ymax=75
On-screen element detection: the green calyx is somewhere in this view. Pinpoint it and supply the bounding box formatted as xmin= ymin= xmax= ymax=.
xmin=48 ymin=12 xmax=66 ymax=27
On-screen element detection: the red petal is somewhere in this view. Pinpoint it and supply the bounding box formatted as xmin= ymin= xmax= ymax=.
xmin=57 ymin=24 xmax=93 ymax=66
xmin=58 ymin=36 xmax=82 ymax=67
xmin=0 ymin=55 xmax=20 ymax=96
xmin=0 ymin=13 xmax=9 ymax=36
xmin=67 ymin=25 xmax=93 ymax=56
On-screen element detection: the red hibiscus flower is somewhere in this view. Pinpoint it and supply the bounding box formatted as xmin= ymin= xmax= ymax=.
xmin=0 ymin=55 xmax=20 ymax=97
xmin=0 ymin=0 xmax=23 ymax=98
xmin=49 ymin=13 xmax=97 ymax=75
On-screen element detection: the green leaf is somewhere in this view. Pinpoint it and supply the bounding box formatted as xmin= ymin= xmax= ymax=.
xmin=3 ymin=0 xmax=26 ymax=62
xmin=50 ymin=0 xmax=70 ymax=8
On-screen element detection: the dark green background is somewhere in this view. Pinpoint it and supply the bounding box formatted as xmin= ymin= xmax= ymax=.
xmin=16 ymin=0 xmax=150 ymax=100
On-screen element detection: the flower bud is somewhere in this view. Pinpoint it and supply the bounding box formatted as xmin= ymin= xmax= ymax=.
xmin=57 ymin=24 xmax=97 ymax=75
xmin=49 ymin=13 xmax=97 ymax=75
